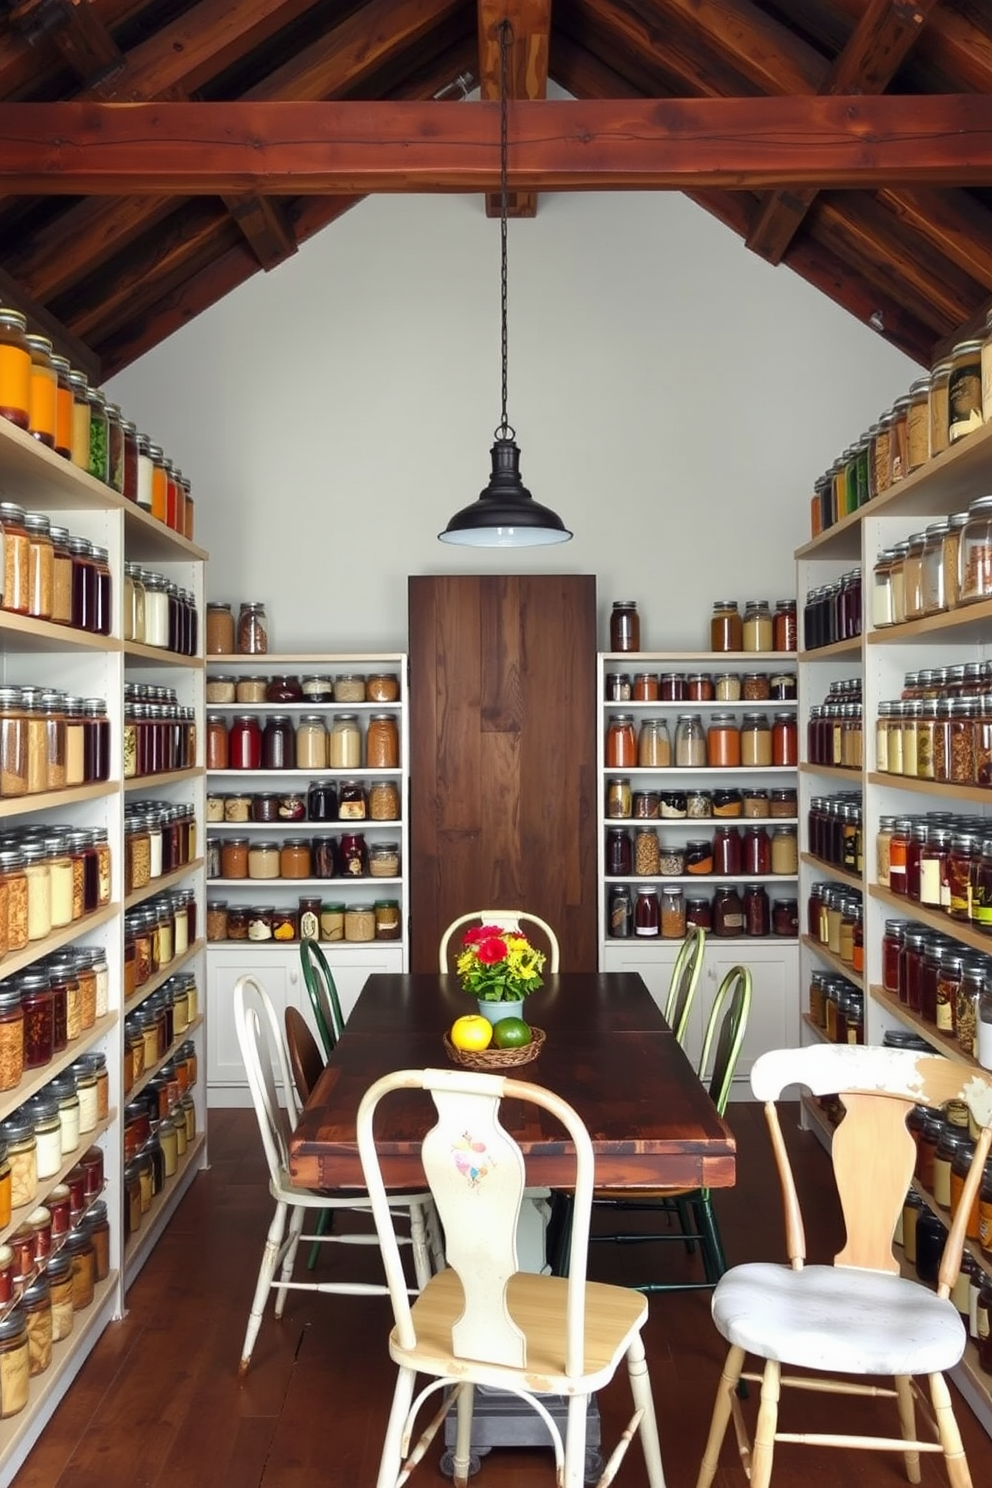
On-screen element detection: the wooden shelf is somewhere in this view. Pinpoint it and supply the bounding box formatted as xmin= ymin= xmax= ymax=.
xmin=0 ymin=1110 xmax=115 ymax=1246
xmin=867 ymin=594 xmax=992 ymax=646
xmin=866 ymin=771 xmax=992 ymax=803
xmin=0 ymin=1011 xmax=117 ymax=1126
xmin=868 ymin=884 xmax=992 ymax=956
xmin=0 ymin=611 xmax=121 ymax=652
xmin=0 ymin=906 xmax=118 ymax=984
xmin=124 ymin=937 xmax=206 ymax=1013
xmin=124 ymin=857 xmax=203 ymax=911
xmin=867 ymin=985 xmax=981 ymax=1066
xmin=0 ymin=779 xmax=117 ymax=820
xmin=124 ymin=1132 xmax=207 ymax=1286
xmin=124 ymin=640 xmax=203 ymax=667
xmin=798 ymin=636 xmax=861 ymax=661
xmin=800 ymin=933 xmax=863 ymax=988
xmin=800 ymin=851 xmax=863 ymax=891
xmin=798 ymin=761 xmax=863 ymax=782
xmin=128 ymin=1015 xmax=204 ymax=1101
xmin=124 ymin=766 xmax=202 ymax=792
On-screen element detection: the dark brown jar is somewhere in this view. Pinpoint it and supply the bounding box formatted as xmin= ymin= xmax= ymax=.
xmin=262 ymin=715 xmax=294 ymax=770
xmin=712 ymin=885 xmax=744 ymax=937
xmin=609 ymin=601 xmax=640 ymax=652
xmin=743 ymin=883 xmax=770 ymax=936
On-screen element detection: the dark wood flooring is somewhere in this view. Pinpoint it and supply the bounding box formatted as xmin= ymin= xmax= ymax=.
xmin=12 ymin=1104 xmax=992 ymax=1488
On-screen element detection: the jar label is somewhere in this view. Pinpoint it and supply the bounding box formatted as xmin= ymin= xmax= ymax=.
xmin=0 ymin=1340 xmax=29 ymax=1416
xmin=300 ymin=910 xmax=319 ymax=939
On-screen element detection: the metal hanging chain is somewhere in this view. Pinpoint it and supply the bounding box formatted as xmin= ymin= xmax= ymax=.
xmin=497 ymin=17 xmax=514 ymax=441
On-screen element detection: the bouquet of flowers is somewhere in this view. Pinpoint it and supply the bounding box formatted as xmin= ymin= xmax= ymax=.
xmin=456 ymin=925 xmax=546 ymax=1003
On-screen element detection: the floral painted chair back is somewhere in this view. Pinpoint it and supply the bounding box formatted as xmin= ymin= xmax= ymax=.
xmin=438 ymin=911 xmax=561 ymax=975
xmin=357 ymin=1066 xmax=593 ymax=1375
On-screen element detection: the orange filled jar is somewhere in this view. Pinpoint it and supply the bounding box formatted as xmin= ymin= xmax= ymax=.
xmin=606 ymin=715 xmax=637 ymax=767
xmin=706 ymin=713 xmax=741 ymax=767
xmin=366 ymin=714 xmax=399 ymax=769
xmin=149 ymin=444 xmax=168 ymax=522
xmin=51 ymin=353 xmax=73 ymax=459
xmin=0 ymin=309 xmax=31 ymax=429
xmin=25 ymin=334 xmax=57 ymax=448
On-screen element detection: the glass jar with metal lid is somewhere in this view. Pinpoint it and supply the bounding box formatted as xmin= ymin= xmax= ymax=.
xmin=301 ymin=675 xmax=334 ymax=701
xmin=710 ymin=601 xmax=742 ymax=652
xmin=366 ymin=713 xmax=399 ymax=769
xmin=920 ymin=519 xmax=951 ymax=614
xmin=1 ymin=1114 xmax=37 ymax=1210
xmin=0 ymin=502 xmax=30 ymax=615
xmin=0 ymin=307 xmax=31 ymax=430
xmin=957 ymin=495 xmax=992 ymax=603
xmin=295 ymin=714 xmax=328 ymax=770
xmin=906 ymin=376 xmax=931 ymax=471
xmin=329 ymin=714 xmax=362 ymax=770
xmin=0 ymin=988 xmax=23 ymax=1093
xmin=24 ymin=511 xmax=54 ymax=620
xmin=237 ymin=601 xmax=268 ymax=655
xmin=949 ymin=338 xmax=984 ymax=442
xmin=0 ymin=1303 xmax=29 ymax=1417
xmin=742 ymin=600 xmax=773 ymax=652
xmin=24 ymin=332 xmax=57 ymax=447
xmin=740 ymin=713 xmax=772 ymax=767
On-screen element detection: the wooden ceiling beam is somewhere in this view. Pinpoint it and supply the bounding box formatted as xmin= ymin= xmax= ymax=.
xmin=648 ymin=0 xmax=821 ymax=95
xmin=478 ymin=0 xmax=550 ymax=218
xmin=6 ymin=96 xmax=992 ymax=193
xmin=6 ymin=0 xmax=124 ymax=88
xmin=824 ymin=0 xmax=992 ymax=93
xmin=747 ymin=0 xmax=938 ymax=265
xmin=877 ymin=186 xmax=992 ymax=294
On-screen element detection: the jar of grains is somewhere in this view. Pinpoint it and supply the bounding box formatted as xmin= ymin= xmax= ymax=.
xmin=344 ymin=904 xmax=375 ymax=942
xmin=366 ymin=713 xmax=399 ymax=768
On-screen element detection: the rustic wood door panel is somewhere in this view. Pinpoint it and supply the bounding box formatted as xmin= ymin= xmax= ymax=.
xmin=409 ymin=574 xmax=597 ymax=973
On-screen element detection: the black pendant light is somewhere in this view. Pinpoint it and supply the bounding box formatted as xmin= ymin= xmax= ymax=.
xmin=439 ymin=19 xmax=571 ymax=548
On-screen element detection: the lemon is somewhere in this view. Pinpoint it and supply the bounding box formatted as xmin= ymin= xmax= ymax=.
xmin=492 ymin=1017 xmax=532 ymax=1049
xmin=450 ymin=1014 xmax=493 ymax=1051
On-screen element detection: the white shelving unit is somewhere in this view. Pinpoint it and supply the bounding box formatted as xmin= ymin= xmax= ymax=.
xmin=597 ymin=652 xmax=800 ymax=1095
xmin=204 ymin=653 xmax=409 ymax=1104
xmin=795 ymin=417 xmax=992 ymax=1434
xmin=0 ymin=414 xmax=207 ymax=1477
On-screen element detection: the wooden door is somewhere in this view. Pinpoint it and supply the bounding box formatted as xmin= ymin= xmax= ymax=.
xmin=409 ymin=574 xmax=597 ymax=973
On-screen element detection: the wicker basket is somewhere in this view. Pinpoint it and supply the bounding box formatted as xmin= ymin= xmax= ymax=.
xmin=442 ymin=1026 xmax=546 ymax=1071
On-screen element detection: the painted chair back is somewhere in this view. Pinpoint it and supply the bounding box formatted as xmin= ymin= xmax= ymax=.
xmin=299 ymin=937 xmax=345 ymax=1058
xmin=438 ymin=911 xmax=561 ymax=974
xmin=663 ymin=926 xmax=705 ymax=1045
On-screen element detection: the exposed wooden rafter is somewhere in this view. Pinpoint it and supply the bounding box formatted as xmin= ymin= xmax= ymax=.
xmin=478 ymin=0 xmax=550 ymax=218
xmin=746 ymin=0 xmax=938 ymax=265
xmin=7 ymin=0 xmax=124 ymax=88
xmin=5 ymin=95 xmax=992 ymax=194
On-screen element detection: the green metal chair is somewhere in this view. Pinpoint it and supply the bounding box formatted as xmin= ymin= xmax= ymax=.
xmin=589 ymin=963 xmax=752 ymax=1293
xmin=663 ymin=925 xmax=706 ymax=1045
xmin=299 ymin=937 xmax=345 ymax=1058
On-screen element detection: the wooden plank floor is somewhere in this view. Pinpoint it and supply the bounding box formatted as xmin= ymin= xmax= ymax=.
xmin=12 ymin=1103 xmax=992 ymax=1488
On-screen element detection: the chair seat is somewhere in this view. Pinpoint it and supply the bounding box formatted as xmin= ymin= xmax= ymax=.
xmin=711 ymin=1262 xmax=966 ymax=1376
xmin=392 ymin=1267 xmax=648 ymax=1395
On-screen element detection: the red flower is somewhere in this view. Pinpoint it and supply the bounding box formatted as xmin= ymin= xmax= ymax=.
xmin=475 ymin=934 xmax=507 ymax=965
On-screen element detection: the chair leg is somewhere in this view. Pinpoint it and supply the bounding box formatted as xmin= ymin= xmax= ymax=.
xmin=274 ymin=1204 xmax=306 ymax=1317
xmin=452 ymin=1381 xmax=475 ymax=1488
xmin=749 ymin=1360 xmax=781 ymax=1488
xmin=408 ymin=1201 xmax=433 ymax=1290
xmin=563 ymin=1391 xmax=589 ymax=1488
xmin=695 ymin=1344 xmax=745 ymax=1488
xmin=375 ymin=1365 xmax=417 ymax=1488
xmin=693 ymin=1195 xmax=728 ymax=1285
xmin=627 ymin=1331 xmax=667 ymax=1488
xmin=306 ymin=1207 xmax=332 ymax=1271
xmin=928 ymin=1371 xmax=974 ymax=1488
xmin=239 ymin=1200 xmax=289 ymax=1378
xmin=893 ymin=1373 xmax=922 ymax=1485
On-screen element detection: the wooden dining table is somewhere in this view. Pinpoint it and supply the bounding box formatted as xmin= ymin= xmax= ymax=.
xmin=289 ymin=970 xmax=736 ymax=1195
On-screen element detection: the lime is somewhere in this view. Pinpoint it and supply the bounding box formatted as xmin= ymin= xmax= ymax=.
xmin=492 ymin=1017 xmax=532 ymax=1049
xmin=450 ymin=1015 xmax=493 ymax=1052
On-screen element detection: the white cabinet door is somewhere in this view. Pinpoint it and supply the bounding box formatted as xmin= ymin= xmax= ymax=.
xmin=695 ymin=942 xmax=800 ymax=1098
xmin=207 ymin=948 xmax=303 ymax=1105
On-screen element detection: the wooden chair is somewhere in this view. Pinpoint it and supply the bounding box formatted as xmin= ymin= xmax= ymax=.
xmin=233 ymin=974 xmax=435 ymax=1378
xmin=284 ymin=1005 xmax=325 ymax=1105
xmin=356 ymin=1065 xmax=667 ymax=1488
xmin=299 ymin=936 xmax=345 ymax=1058
xmin=663 ymin=925 xmax=706 ymax=1045
xmin=438 ymin=910 xmax=561 ymax=974
xmin=696 ymin=1044 xmax=992 ymax=1488
xmin=589 ymin=964 xmax=751 ymax=1292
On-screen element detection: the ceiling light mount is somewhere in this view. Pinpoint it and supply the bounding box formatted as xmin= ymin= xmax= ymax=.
xmin=439 ymin=17 xmax=571 ymax=548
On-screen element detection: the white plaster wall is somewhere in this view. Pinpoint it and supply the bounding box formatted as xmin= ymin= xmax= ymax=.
xmin=108 ymin=187 xmax=917 ymax=653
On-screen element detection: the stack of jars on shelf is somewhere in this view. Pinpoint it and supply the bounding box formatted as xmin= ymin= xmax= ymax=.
xmin=123 ymin=898 xmax=196 ymax=1000
xmin=808 ymin=968 xmax=863 ymax=1041
xmin=122 ymin=565 xmax=198 ymax=654
xmin=122 ymin=684 xmax=196 ymax=780
xmin=206 ymin=669 xmax=399 ymax=706
xmin=204 ymin=601 xmax=268 ymax=656
xmin=801 ymin=567 xmax=862 ymax=650
xmin=606 ymin=782 xmax=797 ymax=822
xmin=806 ymin=678 xmax=863 ymax=768
xmin=0 ymin=1137 xmax=112 ymax=1415
xmin=876 ymin=665 xmax=992 ymax=785
xmin=0 ymin=687 xmax=111 ymax=799
xmin=900 ymin=1096 xmax=992 ymax=1373
xmin=880 ymin=916 xmax=992 ymax=1065
xmin=0 ymin=955 xmax=108 ymax=1094
xmin=808 ymin=792 xmax=863 ymax=874
xmin=123 ymin=802 xmax=197 ymax=899
xmin=0 ymin=827 xmax=111 ymax=952
xmin=709 ymin=599 xmax=797 ymax=652
xmin=606 ymin=710 xmax=797 ymax=769
xmin=607 ymin=823 xmax=798 ymax=880
xmin=0 ymin=307 xmax=194 ymax=537
xmin=809 ymin=326 xmax=991 ymax=537
xmin=205 ymin=897 xmax=398 ymax=946
xmin=808 ymin=883 xmax=863 ymax=971
xmin=606 ymin=669 xmax=796 ymax=703
xmin=120 ymin=1037 xmax=198 ymax=1243
xmin=608 ymin=880 xmax=798 ymax=940
xmin=207 ymin=710 xmax=399 ymax=772
xmin=0 ymin=505 xmax=114 ymax=633
xmin=123 ymin=981 xmax=196 ymax=1095
xmin=208 ymin=777 xmax=399 ymax=825
xmin=206 ymin=831 xmax=399 ymax=883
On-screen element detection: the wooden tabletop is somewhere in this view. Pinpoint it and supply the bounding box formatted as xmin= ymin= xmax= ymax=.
xmin=289 ymin=972 xmax=736 ymax=1192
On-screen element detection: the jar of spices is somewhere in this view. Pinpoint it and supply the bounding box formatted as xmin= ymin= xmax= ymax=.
xmin=674 ymin=715 xmax=706 ymax=768
xmin=740 ymin=713 xmax=772 ymax=767
xmin=949 ymin=338 xmax=983 ymax=442
xmin=632 ymin=673 xmax=659 ymax=702
xmin=205 ymin=602 xmax=235 ymax=655
xmin=344 ymin=904 xmax=375 ymax=942
xmin=237 ymin=601 xmax=268 ymax=654
xmin=772 ymin=599 xmax=797 ymax=652
xmin=609 ymin=601 xmax=640 ymax=652
xmin=706 ymin=714 xmax=740 ymax=768
xmin=205 ymin=716 xmax=230 ymax=771
xmin=236 ymin=676 xmax=268 ymax=704
xmin=606 ymin=715 xmax=637 ymax=768
xmin=712 ymin=885 xmax=744 ymax=937
xmin=368 ymin=780 xmax=400 ymax=820
xmin=607 ymin=672 xmax=632 ymax=702
xmin=329 ymin=714 xmax=362 ymax=770
xmin=742 ymin=601 xmax=773 ymax=652
xmin=714 ymin=673 xmax=741 ymax=703
xmin=0 ymin=988 xmax=23 ymax=1093
xmin=637 ymin=718 xmax=672 ymax=767
xmin=366 ymin=713 xmax=399 ymax=769
xmin=271 ymin=907 xmax=298 ymax=942
xmin=710 ymin=601 xmax=742 ymax=652
xmin=295 ymin=715 xmax=328 ymax=770
xmin=220 ymin=836 xmax=249 ymax=879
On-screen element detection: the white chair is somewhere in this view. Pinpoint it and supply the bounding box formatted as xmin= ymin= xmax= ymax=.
xmin=356 ymin=1065 xmax=667 ymax=1488
xmin=233 ymin=974 xmax=437 ymax=1378
xmin=438 ymin=910 xmax=561 ymax=973
xmin=696 ymin=1044 xmax=992 ymax=1488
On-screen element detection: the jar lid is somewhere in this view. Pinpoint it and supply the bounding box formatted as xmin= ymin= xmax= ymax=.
xmin=0 ymin=1305 xmax=26 ymax=1341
